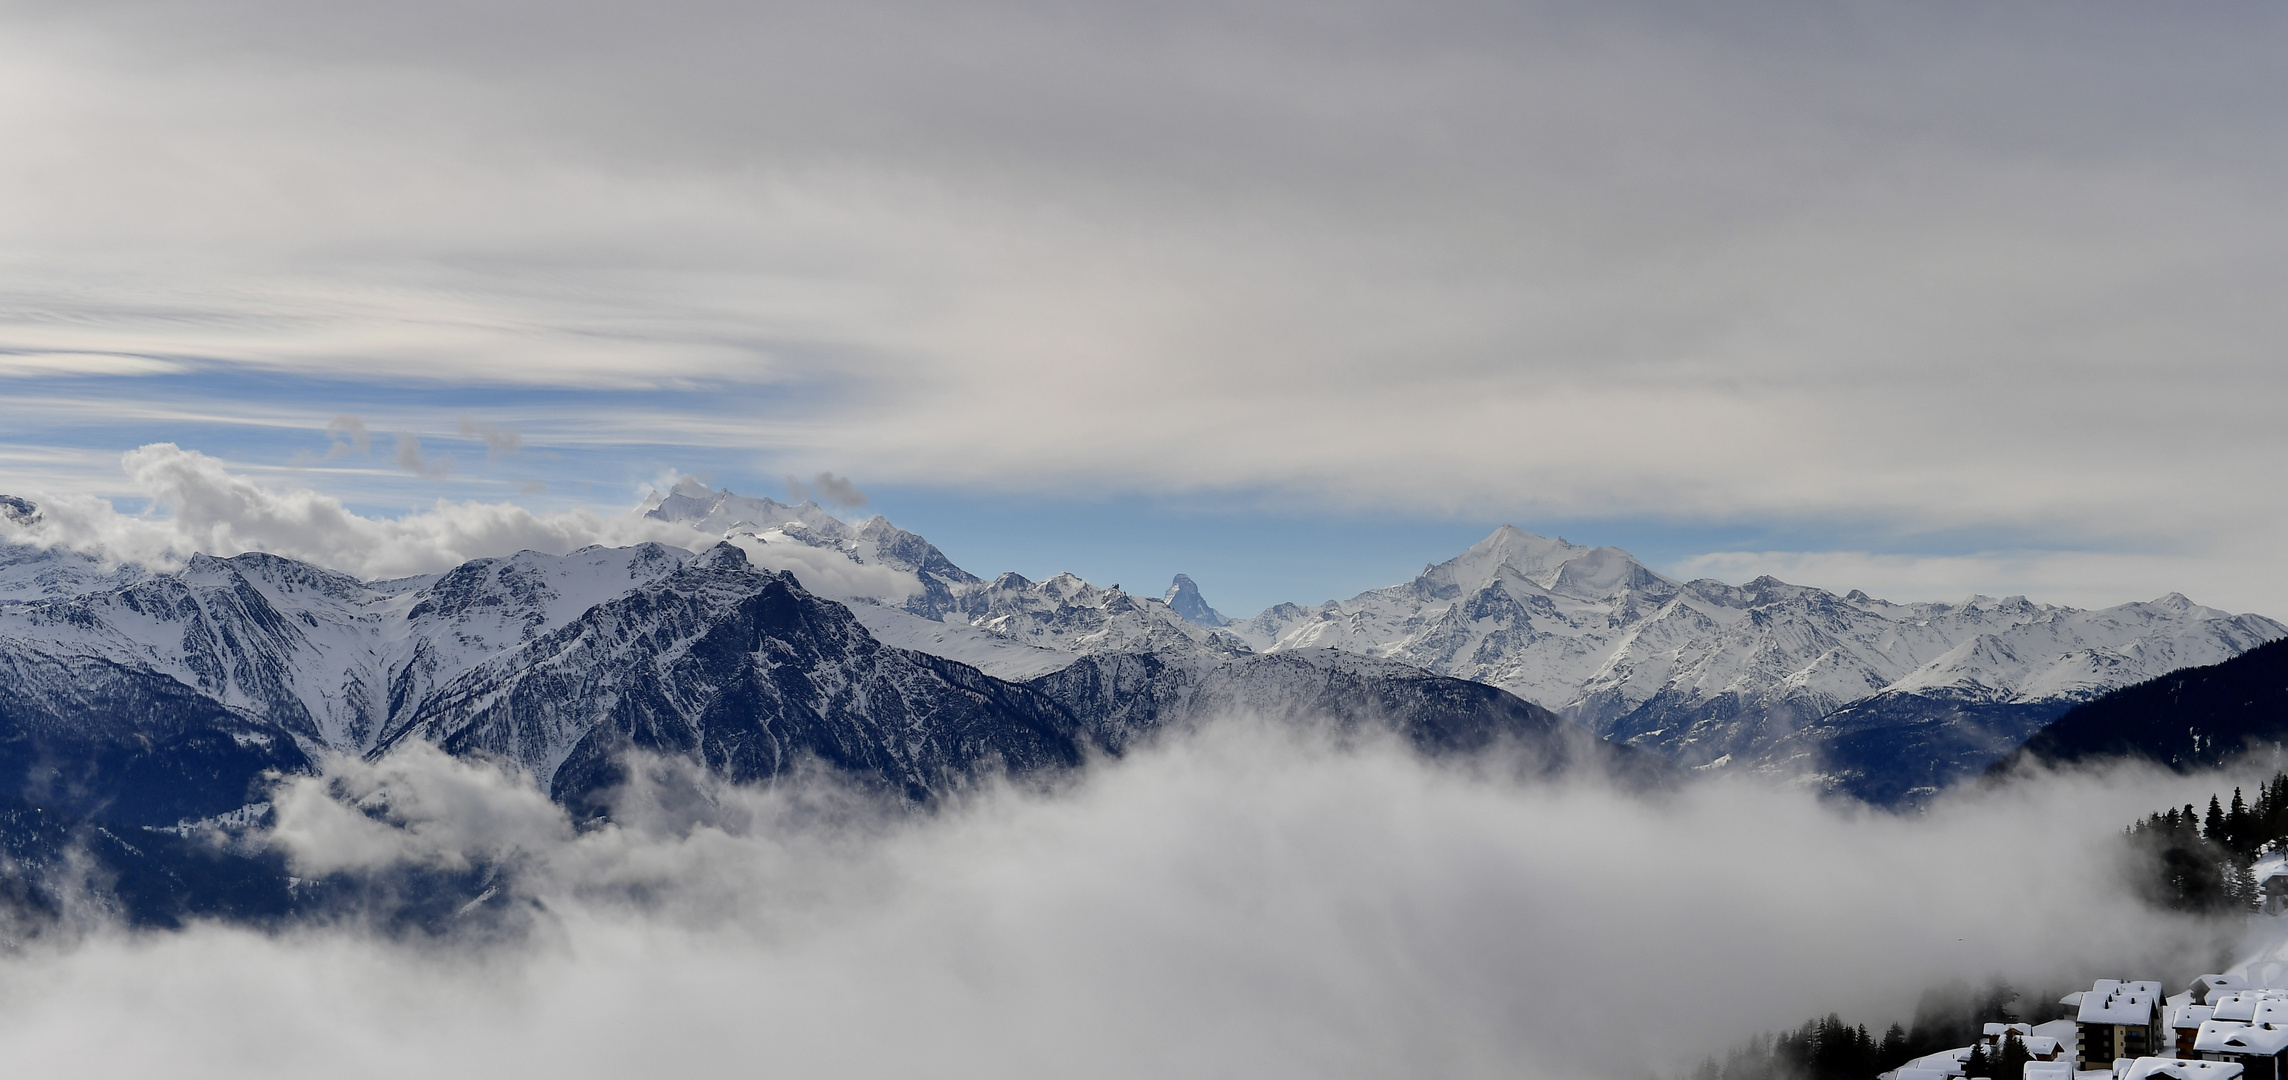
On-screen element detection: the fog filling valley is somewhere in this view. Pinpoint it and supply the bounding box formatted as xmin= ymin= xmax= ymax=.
xmin=0 ymin=718 xmax=2263 ymax=1080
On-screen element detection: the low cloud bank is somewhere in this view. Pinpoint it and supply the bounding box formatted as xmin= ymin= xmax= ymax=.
xmin=0 ymin=722 xmax=2265 ymax=1080
xmin=0 ymin=443 xmax=911 ymax=598
xmin=0 ymin=443 xmax=698 ymax=579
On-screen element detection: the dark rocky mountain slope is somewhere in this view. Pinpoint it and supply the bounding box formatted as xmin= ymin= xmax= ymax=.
xmin=1991 ymin=637 xmax=2288 ymax=776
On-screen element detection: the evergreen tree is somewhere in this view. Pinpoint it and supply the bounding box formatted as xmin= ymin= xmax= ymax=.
xmin=2231 ymin=858 xmax=2262 ymax=911
xmin=1879 ymin=1023 xmax=1910 ymax=1070
xmin=1965 ymin=1041 xmax=1992 ymax=1079
xmin=2270 ymin=770 xmax=2288 ymax=849
xmin=2230 ymin=788 xmax=2251 ymax=856
xmin=2208 ymin=795 xmax=2228 ymax=842
xmin=1996 ymin=1033 xmax=2030 ymax=1080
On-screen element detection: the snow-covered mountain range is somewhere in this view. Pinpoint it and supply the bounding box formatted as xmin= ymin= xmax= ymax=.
xmin=0 ymin=478 xmax=2276 ymax=817
xmin=0 ymin=489 xmax=1639 ymax=832
xmin=641 ymin=485 xmax=2286 ymax=801
xmin=1224 ymin=527 xmax=2284 ymax=800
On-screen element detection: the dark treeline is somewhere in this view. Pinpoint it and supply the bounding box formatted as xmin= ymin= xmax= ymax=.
xmin=1687 ymin=981 xmax=2039 ymax=1080
xmin=2123 ymin=771 xmax=2288 ymax=912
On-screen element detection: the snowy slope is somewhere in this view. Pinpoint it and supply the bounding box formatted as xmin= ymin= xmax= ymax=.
xmin=0 ymin=542 xmax=693 ymax=754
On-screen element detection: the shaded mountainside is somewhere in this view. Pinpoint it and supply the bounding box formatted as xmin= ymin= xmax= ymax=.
xmin=382 ymin=544 xmax=1088 ymax=810
xmin=1992 ymin=637 xmax=2288 ymax=776
xmin=1030 ymin=649 xmax=1673 ymax=788
xmin=0 ymin=650 xmax=310 ymax=829
xmin=1750 ymin=693 xmax=2070 ymax=805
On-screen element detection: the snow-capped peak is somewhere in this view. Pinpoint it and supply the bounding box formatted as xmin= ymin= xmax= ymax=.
xmin=1164 ymin=574 xmax=1227 ymax=627
xmin=1419 ymin=526 xmax=1670 ymax=599
xmin=643 ymin=480 xmax=849 ymax=539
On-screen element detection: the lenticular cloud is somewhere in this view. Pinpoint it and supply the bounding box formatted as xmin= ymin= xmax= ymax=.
xmin=0 ymin=719 xmax=2250 ymax=1080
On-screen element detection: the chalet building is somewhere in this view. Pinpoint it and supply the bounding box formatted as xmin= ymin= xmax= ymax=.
xmin=1875 ymin=979 xmax=2288 ymax=1080
xmin=2195 ymin=1020 xmax=2288 ymax=1080
xmin=2261 ymin=868 xmax=2288 ymax=917
xmin=2176 ymin=1007 xmax=2223 ymax=1057
xmin=2082 ymin=981 xmax=2168 ymax=1066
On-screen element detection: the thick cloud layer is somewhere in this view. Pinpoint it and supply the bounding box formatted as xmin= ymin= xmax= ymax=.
xmin=0 ymin=723 xmax=2261 ymax=1080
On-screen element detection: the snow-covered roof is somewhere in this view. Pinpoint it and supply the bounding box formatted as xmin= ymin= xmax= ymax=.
xmin=2065 ymin=992 xmax=2089 ymax=1008
xmin=1904 ymin=1049 xmax=1969 ymax=1076
xmin=1897 ymin=1069 xmax=1957 ymax=1080
xmin=1991 ymin=1023 xmax=2036 ymax=1038
xmin=2196 ymin=976 xmax=2253 ymax=1006
xmin=2024 ymin=1063 xmax=2073 ymax=1080
xmin=2172 ymin=1005 xmax=2218 ymax=1031
xmin=2196 ymin=1021 xmax=2288 ymax=1057
xmin=2120 ymin=1057 xmax=2245 ymax=1080
xmin=2215 ymin=992 xmax=2273 ymax=1023
xmin=2026 ymin=1036 xmax=2061 ymax=1055
xmin=2085 ymin=991 xmax=2159 ymax=1025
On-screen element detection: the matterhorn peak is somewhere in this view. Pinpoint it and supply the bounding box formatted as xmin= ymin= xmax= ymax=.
xmin=1163 ymin=573 xmax=1227 ymax=627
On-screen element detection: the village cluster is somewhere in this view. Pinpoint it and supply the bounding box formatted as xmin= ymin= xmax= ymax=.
xmin=1889 ymin=977 xmax=2288 ymax=1080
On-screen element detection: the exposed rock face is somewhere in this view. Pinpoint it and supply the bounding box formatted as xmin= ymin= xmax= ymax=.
xmin=381 ymin=544 xmax=1088 ymax=808
xmin=1162 ymin=574 xmax=1228 ymax=627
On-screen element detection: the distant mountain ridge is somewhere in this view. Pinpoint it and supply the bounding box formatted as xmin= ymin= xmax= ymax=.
xmin=637 ymin=489 xmax=2281 ymax=802
xmin=1224 ymin=527 xmax=2283 ymax=801
xmin=0 ymin=501 xmax=1625 ymax=834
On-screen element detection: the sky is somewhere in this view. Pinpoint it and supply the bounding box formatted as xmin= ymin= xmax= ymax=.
xmin=2 ymin=0 xmax=2285 ymax=617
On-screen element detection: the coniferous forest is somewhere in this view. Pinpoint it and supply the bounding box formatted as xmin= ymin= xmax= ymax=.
xmin=2122 ymin=770 xmax=2288 ymax=912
